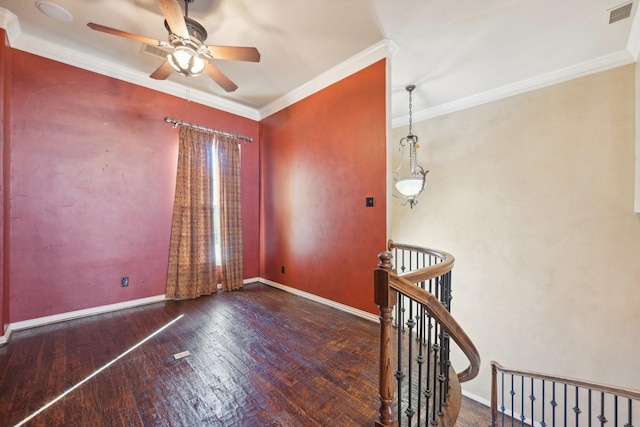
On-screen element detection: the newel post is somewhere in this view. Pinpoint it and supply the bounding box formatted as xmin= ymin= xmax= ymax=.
xmin=375 ymin=251 xmax=397 ymax=427
xmin=490 ymin=361 xmax=498 ymax=427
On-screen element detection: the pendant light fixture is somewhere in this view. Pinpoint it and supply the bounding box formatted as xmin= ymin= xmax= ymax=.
xmin=394 ymin=85 xmax=428 ymax=208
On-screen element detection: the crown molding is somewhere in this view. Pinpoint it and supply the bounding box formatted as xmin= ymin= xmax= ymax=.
xmin=0 ymin=8 xmax=20 ymax=43
xmin=393 ymin=49 xmax=635 ymax=128
xmin=259 ymin=39 xmax=398 ymax=119
xmin=626 ymin=1 xmax=640 ymax=59
xmin=2 ymin=9 xmax=397 ymax=123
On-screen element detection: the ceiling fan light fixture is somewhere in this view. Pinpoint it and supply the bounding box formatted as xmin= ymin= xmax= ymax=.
xmin=87 ymin=0 xmax=260 ymax=91
xmin=167 ymin=45 xmax=205 ymax=76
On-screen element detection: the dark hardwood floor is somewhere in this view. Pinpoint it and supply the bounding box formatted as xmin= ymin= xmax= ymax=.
xmin=0 ymin=283 xmax=490 ymax=426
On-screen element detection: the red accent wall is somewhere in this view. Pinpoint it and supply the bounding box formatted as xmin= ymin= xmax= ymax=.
xmin=9 ymin=51 xmax=259 ymax=322
xmin=0 ymin=30 xmax=10 ymax=330
xmin=260 ymin=60 xmax=387 ymax=315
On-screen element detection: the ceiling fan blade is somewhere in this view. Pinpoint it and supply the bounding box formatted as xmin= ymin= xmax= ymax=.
xmin=150 ymin=61 xmax=174 ymax=80
xmin=207 ymin=46 xmax=261 ymax=62
xmin=87 ymin=23 xmax=163 ymax=46
xmin=204 ymin=63 xmax=238 ymax=92
xmin=158 ymin=0 xmax=190 ymax=39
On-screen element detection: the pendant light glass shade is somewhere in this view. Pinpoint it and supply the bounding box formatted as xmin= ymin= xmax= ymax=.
xmin=396 ymin=177 xmax=425 ymax=197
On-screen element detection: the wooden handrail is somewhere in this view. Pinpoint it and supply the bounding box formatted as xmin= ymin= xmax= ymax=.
xmin=388 ymin=240 xmax=452 ymax=260
xmin=389 ymin=274 xmax=481 ymax=383
xmin=491 ymin=361 xmax=640 ymax=401
xmin=387 ymin=240 xmax=456 ymax=283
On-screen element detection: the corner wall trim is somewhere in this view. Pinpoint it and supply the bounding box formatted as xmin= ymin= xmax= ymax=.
xmin=8 ymin=295 xmax=167 ymax=335
xmin=636 ymin=61 xmax=640 ymax=214
xmin=0 ymin=8 xmax=21 ymax=44
xmin=0 ymin=325 xmax=12 ymax=346
xmin=257 ymin=278 xmax=379 ymax=323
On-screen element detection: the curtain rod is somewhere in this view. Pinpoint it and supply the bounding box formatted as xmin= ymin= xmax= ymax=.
xmin=164 ymin=117 xmax=254 ymax=143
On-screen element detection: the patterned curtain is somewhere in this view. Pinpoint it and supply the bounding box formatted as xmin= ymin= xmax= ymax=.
xmin=166 ymin=127 xmax=216 ymax=299
xmin=216 ymin=135 xmax=244 ymax=291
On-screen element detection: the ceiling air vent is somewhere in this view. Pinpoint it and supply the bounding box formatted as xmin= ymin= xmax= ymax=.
xmin=142 ymin=43 xmax=168 ymax=60
xmin=609 ymin=3 xmax=633 ymax=24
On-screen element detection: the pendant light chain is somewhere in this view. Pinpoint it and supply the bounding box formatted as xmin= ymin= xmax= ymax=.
xmin=408 ymin=86 xmax=413 ymax=135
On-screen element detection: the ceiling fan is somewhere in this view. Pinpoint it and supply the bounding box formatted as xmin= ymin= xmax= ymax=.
xmin=87 ymin=0 xmax=260 ymax=92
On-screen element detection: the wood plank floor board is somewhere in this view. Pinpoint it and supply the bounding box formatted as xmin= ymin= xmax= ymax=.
xmin=0 ymin=283 xmax=491 ymax=426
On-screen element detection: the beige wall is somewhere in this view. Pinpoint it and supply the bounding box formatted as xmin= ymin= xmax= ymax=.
xmin=390 ymin=64 xmax=640 ymax=402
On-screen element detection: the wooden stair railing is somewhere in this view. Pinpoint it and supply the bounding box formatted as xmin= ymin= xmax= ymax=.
xmin=375 ymin=241 xmax=481 ymax=427
xmin=491 ymin=361 xmax=640 ymax=427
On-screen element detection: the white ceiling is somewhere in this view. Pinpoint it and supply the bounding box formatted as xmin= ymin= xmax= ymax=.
xmin=1 ymin=0 xmax=638 ymax=124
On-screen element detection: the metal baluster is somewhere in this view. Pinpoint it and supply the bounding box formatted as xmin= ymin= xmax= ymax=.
xmin=501 ymin=372 xmax=506 ymax=427
xmin=552 ymin=382 xmax=557 ymax=427
xmin=599 ymin=392 xmax=607 ymax=426
xmin=396 ymin=295 xmax=405 ymax=427
xmin=588 ymin=389 xmax=592 ymax=427
xmin=521 ymin=376 xmax=526 ymax=425
xmin=439 ymin=271 xmax=451 ymax=410
xmin=445 ymin=271 xmax=452 ymax=411
xmin=438 ymin=329 xmax=448 ymax=415
xmin=416 ymin=304 xmax=425 ymax=426
xmin=530 ymin=377 xmax=535 ymax=426
xmin=443 ymin=330 xmax=451 ymax=408
xmin=565 ymin=384 xmax=568 ymax=426
xmin=510 ymin=374 xmax=515 ymax=427
xmin=541 ymin=379 xmax=547 ymax=427
xmin=438 ymin=328 xmax=449 ymax=414
xmin=424 ymin=289 xmax=433 ymax=425
xmin=615 ymin=395 xmax=618 ymax=427
xmin=430 ymin=322 xmax=440 ymax=425
xmin=444 ymin=271 xmax=452 ymax=412
xmin=624 ymin=398 xmax=632 ymax=427
xmin=574 ymin=386 xmax=581 ymax=427
xmin=405 ymin=302 xmax=415 ymax=424
xmin=448 ymin=271 xmax=452 ymax=311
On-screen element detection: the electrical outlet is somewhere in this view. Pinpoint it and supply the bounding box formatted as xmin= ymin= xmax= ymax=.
xmin=281 ymin=266 xmax=285 ymax=274
xmin=121 ymin=277 xmax=129 ymax=287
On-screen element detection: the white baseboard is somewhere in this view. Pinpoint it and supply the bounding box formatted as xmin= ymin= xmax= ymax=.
xmin=1 ymin=294 xmax=167 ymax=345
xmin=461 ymin=388 xmax=491 ymax=407
xmin=1 ymin=278 xmax=377 ymax=345
xmin=257 ymin=278 xmax=379 ymax=323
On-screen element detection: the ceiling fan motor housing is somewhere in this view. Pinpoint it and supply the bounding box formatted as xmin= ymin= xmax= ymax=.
xmin=164 ymin=17 xmax=207 ymax=44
